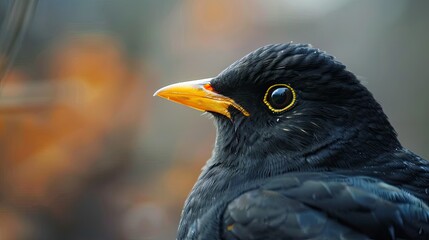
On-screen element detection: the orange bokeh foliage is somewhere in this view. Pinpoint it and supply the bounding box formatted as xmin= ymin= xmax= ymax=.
xmin=0 ymin=34 xmax=144 ymax=215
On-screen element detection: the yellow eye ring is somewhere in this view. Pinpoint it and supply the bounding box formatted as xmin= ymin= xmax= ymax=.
xmin=263 ymin=84 xmax=296 ymax=113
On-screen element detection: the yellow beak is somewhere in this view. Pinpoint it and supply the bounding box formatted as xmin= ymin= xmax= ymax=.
xmin=154 ymin=78 xmax=250 ymax=119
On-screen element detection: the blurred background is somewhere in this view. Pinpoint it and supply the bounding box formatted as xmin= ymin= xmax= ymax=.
xmin=0 ymin=0 xmax=428 ymax=239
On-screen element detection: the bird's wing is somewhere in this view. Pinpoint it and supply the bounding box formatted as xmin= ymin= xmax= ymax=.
xmin=222 ymin=173 xmax=429 ymax=240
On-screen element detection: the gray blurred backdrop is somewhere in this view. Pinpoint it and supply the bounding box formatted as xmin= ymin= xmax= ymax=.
xmin=0 ymin=0 xmax=428 ymax=240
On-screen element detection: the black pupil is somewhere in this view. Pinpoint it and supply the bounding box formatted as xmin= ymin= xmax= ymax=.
xmin=269 ymin=87 xmax=292 ymax=109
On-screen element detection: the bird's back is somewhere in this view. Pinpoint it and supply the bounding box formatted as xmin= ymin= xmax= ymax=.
xmin=179 ymin=148 xmax=429 ymax=240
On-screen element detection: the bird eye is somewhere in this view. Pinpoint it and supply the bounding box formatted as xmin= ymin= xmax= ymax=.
xmin=263 ymin=84 xmax=296 ymax=113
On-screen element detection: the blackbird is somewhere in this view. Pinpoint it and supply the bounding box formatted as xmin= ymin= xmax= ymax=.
xmin=154 ymin=43 xmax=429 ymax=239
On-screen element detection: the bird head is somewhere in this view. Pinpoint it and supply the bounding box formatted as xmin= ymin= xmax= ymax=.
xmin=155 ymin=43 xmax=400 ymax=172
